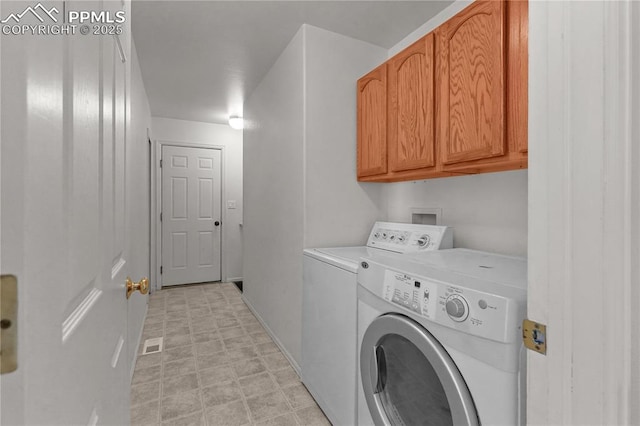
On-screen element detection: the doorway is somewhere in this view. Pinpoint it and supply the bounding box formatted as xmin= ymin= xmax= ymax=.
xmin=161 ymin=145 xmax=223 ymax=286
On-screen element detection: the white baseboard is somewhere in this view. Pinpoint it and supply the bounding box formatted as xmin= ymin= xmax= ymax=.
xmin=241 ymin=295 xmax=301 ymax=375
xmin=129 ymin=302 xmax=148 ymax=381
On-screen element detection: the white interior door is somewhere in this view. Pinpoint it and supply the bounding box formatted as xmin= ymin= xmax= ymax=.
xmin=161 ymin=146 xmax=222 ymax=286
xmin=0 ymin=1 xmax=139 ymax=424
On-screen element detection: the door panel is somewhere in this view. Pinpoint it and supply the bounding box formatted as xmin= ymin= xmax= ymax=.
xmin=162 ymin=146 xmax=222 ymax=286
xmin=0 ymin=1 xmax=134 ymax=424
xmin=357 ymin=64 xmax=388 ymax=177
xmin=389 ymin=34 xmax=436 ymax=172
xmin=437 ymin=0 xmax=506 ymax=165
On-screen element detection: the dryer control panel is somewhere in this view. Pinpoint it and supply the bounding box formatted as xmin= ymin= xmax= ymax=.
xmin=366 ymin=222 xmax=453 ymax=253
xmin=380 ymin=268 xmax=518 ymax=343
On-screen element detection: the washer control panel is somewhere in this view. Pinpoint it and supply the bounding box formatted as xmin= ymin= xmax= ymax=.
xmin=382 ymin=270 xmax=437 ymax=319
xmin=381 ymin=268 xmax=514 ymax=342
xmin=367 ymin=222 xmax=452 ymax=253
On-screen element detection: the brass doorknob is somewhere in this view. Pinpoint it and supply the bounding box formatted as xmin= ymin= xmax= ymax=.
xmin=126 ymin=277 xmax=149 ymax=299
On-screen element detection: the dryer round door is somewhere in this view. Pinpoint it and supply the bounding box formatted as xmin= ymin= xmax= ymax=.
xmin=360 ymin=314 xmax=479 ymax=426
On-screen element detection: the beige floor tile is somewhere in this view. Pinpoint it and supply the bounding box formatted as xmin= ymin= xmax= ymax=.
xmin=145 ymin=315 xmax=165 ymax=325
xmin=191 ymin=319 xmax=218 ymax=334
xmin=164 ymin=333 xmax=192 ymax=349
xmin=197 ymin=350 xmax=232 ymax=370
xmin=245 ymin=391 xmax=291 ymax=423
xmin=281 ymin=383 xmax=316 ymax=410
xmin=226 ymin=345 xmax=259 ymax=362
xmin=162 ymin=373 xmax=199 ymax=396
xmin=195 ymin=339 xmax=225 ymax=355
xmin=205 ymin=400 xmax=250 ymax=426
xmin=218 ymin=326 xmax=246 ymax=339
xmin=165 ymin=318 xmax=190 ymax=331
xmin=261 ymin=352 xmax=291 ymax=371
xmin=166 ymin=309 xmax=190 ymax=319
xmin=144 ymin=321 xmax=164 ymax=333
xmin=136 ymin=352 xmax=162 ymax=369
xmin=271 ymin=367 xmax=300 ymax=388
xmin=201 ymin=380 xmax=243 ymax=408
xmin=163 ymin=345 xmax=195 ymax=363
xmin=249 ymin=332 xmax=273 ymax=345
xmin=223 ymin=334 xmax=254 ymax=350
xmin=167 ymin=303 xmax=188 ymax=313
xmin=189 ymin=306 xmax=212 ymax=318
xmin=254 ymin=413 xmax=298 ymax=426
xmin=164 ymin=357 xmax=197 ymax=378
xmin=295 ymin=405 xmax=331 ymax=426
xmin=238 ymin=371 xmax=278 ymax=398
xmin=161 ymin=410 xmax=205 ymax=426
xmin=131 ymin=399 xmax=159 ymax=426
xmin=216 ymin=317 xmax=240 ymax=329
xmin=233 ymin=357 xmax=267 ymax=378
xmin=192 ymin=329 xmax=220 ymax=343
xmin=198 ymin=365 xmax=236 ymax=388
xmin=255 ymin=342 xmax=279 ymax=356
xmin=131 ymin=381 xmax=160 ymax=406
xmin=242 ymin=323 xmax=265 ymax=335
xmin=133 ymin=364 xmax=162 ymax=385
xmin=160 ymin=389 xmax=203 ymax=422
xmin=165 ymin=325 xmax=191 ymax=337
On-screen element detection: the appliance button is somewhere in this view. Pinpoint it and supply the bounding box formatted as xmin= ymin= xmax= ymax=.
xmin=478 ymin=299 xmax=488 ymax=309
xmin=361 ymin=262 xmax=369 ymax=269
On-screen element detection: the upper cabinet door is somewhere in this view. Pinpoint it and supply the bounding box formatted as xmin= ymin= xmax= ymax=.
xmin=357 ymin=64 xmax=388 ymax=178
xmin=437 ymin=0 xmax=506 ymax=165
xmin=388 ymin=34 xmax=436 ymax=173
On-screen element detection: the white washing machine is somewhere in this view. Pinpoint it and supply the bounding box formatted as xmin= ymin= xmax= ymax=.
xmin=302 ymin=222 xmax=453 ymax=426
xmin=357 ymin=249 xmax=527 ymax=426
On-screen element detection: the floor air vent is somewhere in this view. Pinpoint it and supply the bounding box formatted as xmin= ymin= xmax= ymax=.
xmin=142 ymin=337 xmax=163 ymax=355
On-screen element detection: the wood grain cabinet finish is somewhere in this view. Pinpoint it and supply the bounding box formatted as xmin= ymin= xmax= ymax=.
xmin=357 ymin=64 xmax=388 ymax=178
xmin=388 ymin=34 xmax=436 ymax=174
xmin=357 ymin=0 xmax=527 ymax=182
xmin=436 ymin=0 xmax=505 ymax=166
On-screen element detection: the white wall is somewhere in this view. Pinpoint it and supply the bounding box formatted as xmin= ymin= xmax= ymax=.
xmin=384 ymin=171 xmax=528 ymax=256
xmin=383 ymin=0 xmax=529 ymax=257
xmin=304 ymin=25 xmax=387 ymax=248
xmin=243 ymin=27 xmax=306 ymax=368
xmin=127 ymin=40 xmax=152 ymax=373
xmin=243 ymin=25 xmax=387 ymax=368
xmin=152 ymin=117 xmax=244 ymax=281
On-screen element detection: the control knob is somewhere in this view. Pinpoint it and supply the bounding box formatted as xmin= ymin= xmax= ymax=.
xmin=417 ymin=234 xmax=431 ymax=247
xmin=445 ymin=295 xmax=469 ymax=322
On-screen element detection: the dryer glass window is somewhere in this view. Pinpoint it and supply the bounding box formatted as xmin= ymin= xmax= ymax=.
xmin=376 ymin=334 xmax=453 ymax=425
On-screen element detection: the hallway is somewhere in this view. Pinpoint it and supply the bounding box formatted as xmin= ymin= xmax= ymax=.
xmin=130 ymin=283 xmax=330 ymax=425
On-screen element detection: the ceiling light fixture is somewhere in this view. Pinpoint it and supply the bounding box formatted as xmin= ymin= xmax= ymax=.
xmin=228 ymin=115 xmax=244 ymax=130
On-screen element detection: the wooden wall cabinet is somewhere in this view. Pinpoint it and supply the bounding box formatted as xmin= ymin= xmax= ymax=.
xmin=357 ymin=0 xmax=528 ymax=182
xmin=357 ymin=64 xmax=387 ymax=178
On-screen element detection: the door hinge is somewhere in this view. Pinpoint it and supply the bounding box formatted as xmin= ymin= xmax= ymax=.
xmin=522 ymin=319 xmax=547 ymax=355
xmin=160 ymin=159 xmax=163 ymax=168
xmin=1 ymin=275 xmax=18 ymax=374
xmin=160 ymin=266 xmax=163 ymax=274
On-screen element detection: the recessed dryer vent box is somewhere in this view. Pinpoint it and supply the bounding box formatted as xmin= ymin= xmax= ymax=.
xmin=411 ymin=207 xmax=442 ymax=225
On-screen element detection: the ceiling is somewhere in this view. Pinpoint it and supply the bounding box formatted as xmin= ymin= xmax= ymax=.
xmin=132 ymin=1 xmax=453 ymax=125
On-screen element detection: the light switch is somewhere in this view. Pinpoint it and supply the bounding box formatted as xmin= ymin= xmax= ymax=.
xmin=227 ymin=200 xmax=237 ymax=209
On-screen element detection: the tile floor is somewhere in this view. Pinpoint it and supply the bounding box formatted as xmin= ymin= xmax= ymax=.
xmin=130 ymin=282 xmax=331 ymax=426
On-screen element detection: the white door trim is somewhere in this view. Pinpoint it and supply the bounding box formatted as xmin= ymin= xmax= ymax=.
xmin=151 ymin=139 xmax=227 ymax=292
xmin=528 ymin=1 xmax=638 ymax=424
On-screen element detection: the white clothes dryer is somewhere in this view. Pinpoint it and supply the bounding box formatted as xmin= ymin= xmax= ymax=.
xmin=357 ymin=249 xmax=527 ymax=426
xmin=302 ymin=222 xmax=452 ymax=425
